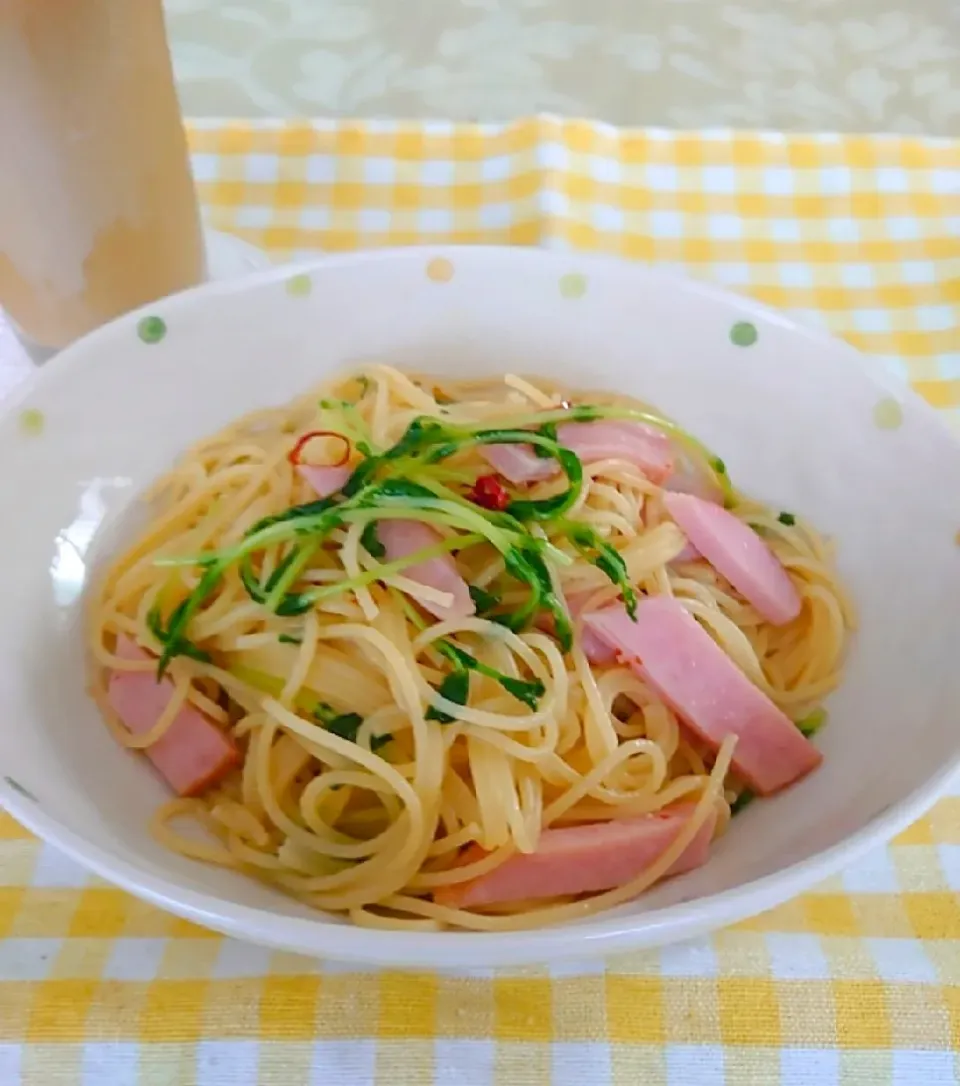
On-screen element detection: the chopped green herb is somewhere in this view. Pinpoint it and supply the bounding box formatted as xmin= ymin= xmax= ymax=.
xmin=532 ymin=421 xmax=559 ymax=458
xmin=730 ymin=790 xmax=756 ymax=815
xmin=561 ymin=522 xmax=637 ymax=619
xmin=360 ymin=521 xmax=385 ymax=558
xmin=778 ymin=511 xmax=796 ymax=526
xmin=155 ymin=399 xmax=730 ymax=671
xmin=426 ymin=670 xmax=470 ymax=724
xmin=148 ymin=602 xmax=212 ymax=677
xmin=495 ymin=673 xmax=546 ymax=709
xmin=264 ymin=550 xmax=300 ymax=593
xmin=796 ymin=707 xmax=827 ymax=737
xmin=314 ymin=703 xmax=390 ymax=751
xmin=239 ymin=556 xmax=314 ymax=617
xmin=435 ymin=640 xmax=545 ymax=709
xmin=468 ymin=585 xmax=500 ymax=614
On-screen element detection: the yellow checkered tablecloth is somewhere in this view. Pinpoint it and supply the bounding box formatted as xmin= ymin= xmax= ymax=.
xmin=1 ymin=118 xmax=959 ymax=1085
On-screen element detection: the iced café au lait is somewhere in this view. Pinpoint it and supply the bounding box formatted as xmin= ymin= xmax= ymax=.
xmin=0 ymin=2 xmax=204 ymax=350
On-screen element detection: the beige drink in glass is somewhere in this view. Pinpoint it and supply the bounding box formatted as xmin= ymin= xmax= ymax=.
xmin=0 ymin=0 xmax=204 ymax=352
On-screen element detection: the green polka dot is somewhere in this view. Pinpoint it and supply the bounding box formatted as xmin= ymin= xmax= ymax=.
xmin=426 ymin=257 xmax=454 ymax=283
xmin=19 ymin=408 xmax=44 ymax=436
xmin=286 ymin=273 xmax=312 ymax=297
xmin=730 ymin=321 xmax=758 ymax=347
xmin=559 ymin=273 xmax=587 ymax=299
xmin=873 ymin=397 xmax=903 ymax=430
xmin=137 ymin=315 xmax=166 ymax=344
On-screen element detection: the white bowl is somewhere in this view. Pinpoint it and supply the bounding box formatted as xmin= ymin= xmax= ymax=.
xmin=1 ymin=247 xmax=958 ymax=968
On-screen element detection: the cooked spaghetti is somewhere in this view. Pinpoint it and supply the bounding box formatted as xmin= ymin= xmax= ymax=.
xmin=88 ymin=366 xmax=852 ymax=931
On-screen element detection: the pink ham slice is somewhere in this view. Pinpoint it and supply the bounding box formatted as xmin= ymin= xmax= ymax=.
xmin=433 ymin=802 xmax=716 ymax=909
xmin=580 ymin=624 xmax=617 ymax=666
xmin=481 ymin=421 xmax=674 ymax=485
xmin=558 ymin=421 xmax=675 ymax=483
xmin=671 ymin=539 xmax=701 ymax=564
xmin=663 ymin=459 xmax=724 ymax=504
xmin=583 ymin=599 xmax=821 ymax=795
xmin=536 ymin=591 xmax=617 ymax=665
xmin=663 ymin=492 xmax=801 ymax=625
xmin=297 ymin=463 xmax=352 ymax=499
xmin=377 ymin=520 xmax=475 ymax=621
xmin=107 ymin=637 xmax=239 ymax=797
xmin=480 ymin=443 xmax=556 ymax=485
xmin=566 ymin=590 xmax=618 ymax=665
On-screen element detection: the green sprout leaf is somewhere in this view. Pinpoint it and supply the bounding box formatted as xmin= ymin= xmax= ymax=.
xmin=730 ymin=790 xmax=756 ymax=816
xmin=425 ymin=670 xmax=470 ymax=724
xmin=360 ymin=521 xmax=385 ymax=558
xmin=796 ymin=708 xmax=827 ymax=738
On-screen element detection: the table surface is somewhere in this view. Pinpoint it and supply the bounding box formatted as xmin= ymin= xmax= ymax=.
xmin=162 ymin=0 xmax=960 ymax=133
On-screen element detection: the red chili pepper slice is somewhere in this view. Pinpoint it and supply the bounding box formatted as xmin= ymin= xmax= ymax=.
xmin=469 ymin=474 xmax=510 ymax=511
xmin=287 ymin=430 xmax=352 ymax=467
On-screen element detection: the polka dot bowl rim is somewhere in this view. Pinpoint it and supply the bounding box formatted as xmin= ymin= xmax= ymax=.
xmin=0 ymin=245 xmax=958 ymax=968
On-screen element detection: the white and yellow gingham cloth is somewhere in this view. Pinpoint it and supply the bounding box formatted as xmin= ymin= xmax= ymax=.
xmin=0 ymin=118 xmax=958 ymax=1085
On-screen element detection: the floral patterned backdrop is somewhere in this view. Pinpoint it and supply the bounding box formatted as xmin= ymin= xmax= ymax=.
xmin=163 ymin=0 xmax=960 ymax=132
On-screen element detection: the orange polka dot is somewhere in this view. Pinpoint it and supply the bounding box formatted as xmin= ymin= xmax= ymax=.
xmin=426 ymin=257 xmax=454 ymax=283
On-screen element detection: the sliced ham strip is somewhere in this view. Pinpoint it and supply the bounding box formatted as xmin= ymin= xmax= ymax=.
xmin=480 ymin=421 xmax=674 ymax=485
xmin=377 ymin=520 xmax=475 ymax=621
xmin=535 ymin=591 xmax=617 ymax=665
xmin=557 ymin=421 xmax=674 ymax=484
xmin=433 ymin=802 xmax=716 ymax=909
xmin=671 ymin=539 xmax=701 ymax=564
xmin=297 ymin=463 xmax=352 ymax=499
xmin=107 ymin=637 xmax=239 ymax=797
xmin=565 ymin=590 xmax=618 ymax=665
xmin=663 ymin=459 xmax=724 ymax=504
xmin=580 ymin=624 xmax=618 ymax=666
xmin=583 ymin=599 xmax=821 ymax=795
xmin=663 ymin=492 xmax=801 ymax=625
xmin=480 ymin=443 xmax=557 ymax=485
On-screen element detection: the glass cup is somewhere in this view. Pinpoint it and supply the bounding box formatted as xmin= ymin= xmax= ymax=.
xmin=0 ymin=0 xmax=205 ymax=358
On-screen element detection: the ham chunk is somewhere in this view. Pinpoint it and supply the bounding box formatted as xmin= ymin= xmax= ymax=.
xmin=671 ymin=540 xmax=701 ymax=564
xmin=583 ymin=599 xmax=821 ymax=794
xmin=297 ymin=463 xmax=352 ymax=499
xmin=377 ymin=520 xmax=475 ymax=621
xmin=434 ymin=802 xmax=716 ymax=909
xmin=481 ymin=421 xmax=674 ymax=485
xmin=557 ymin=421 xmax=674 ymax=483
xmin=479 ymin=443 xmax=556 ymax=485
xmin=564 ymin=590 xmax=618 ymax=665
xmin=663 ymin=492 xmax=801 ymax=625
xmin=107 ymin=637 xmax=239 ymax=797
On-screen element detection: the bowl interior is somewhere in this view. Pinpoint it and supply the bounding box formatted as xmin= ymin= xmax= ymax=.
xmin=1 ymin=247 xmax=959 ymax=965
